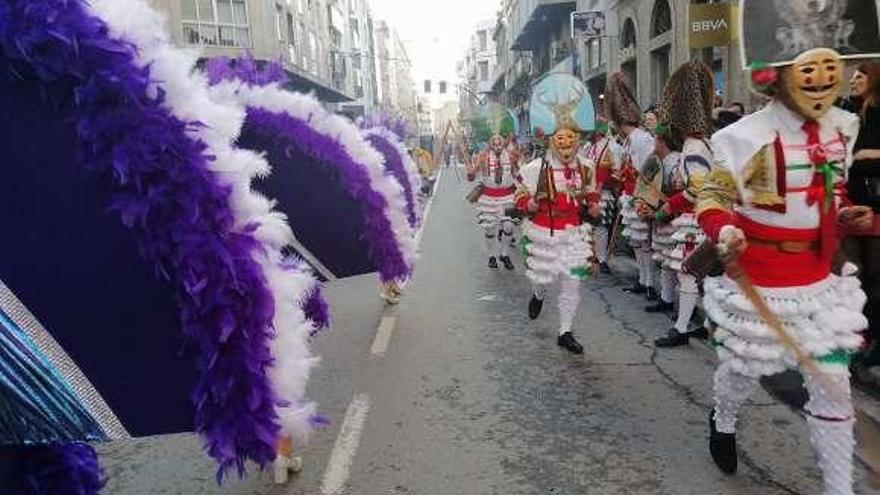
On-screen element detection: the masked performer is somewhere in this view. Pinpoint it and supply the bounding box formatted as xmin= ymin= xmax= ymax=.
xmin=699 ymin=2 xmax=878 ymax=492
xmin=582 ymin=118 xmax=623 ymax=274
xmin=644 ymin=127 xmax=683 ymax=316
xmin=652 ymin=61 xmax=715 ymax=347
xmin=606 ymin=72 xmax=657 ymax=298
xmin=517 ymin=74 xmax=599 ymax=355
xmin=467 ymin=109 xmax=521 ymax=271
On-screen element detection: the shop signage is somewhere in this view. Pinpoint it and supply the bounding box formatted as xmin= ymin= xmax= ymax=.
xmin=689 ymin=2 xmax=733 ymax=48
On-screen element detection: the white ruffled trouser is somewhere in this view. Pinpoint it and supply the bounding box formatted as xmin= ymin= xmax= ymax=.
xmin=475 ymin=194 xmax=514 ymax=258
xmin=706 ymin=274 xmax=866 ymax=495
xmin=524 ymin=221 xmax=593 ymax=336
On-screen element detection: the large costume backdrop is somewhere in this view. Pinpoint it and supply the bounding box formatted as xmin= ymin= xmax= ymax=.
xmin=0 ymin=0 xmax=426 ymax=491
xmin=205 ymin=57 xmax=417 ymax=285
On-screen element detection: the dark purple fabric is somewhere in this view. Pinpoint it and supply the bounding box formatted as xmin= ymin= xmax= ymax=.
xmin=0 ymin=443 xmax=103 ymax=495
xmin=0 ymin=0 xmax=280 ymax=478
xmin=244 ymin=108 xmax=411 ymax=282
xmin=365 ymin=133 xmax=418 ymax=228
xmin=204 ymin=56 xmax=286 ymax=87
xmin=302 ymin=283 xmax=330 ymax=336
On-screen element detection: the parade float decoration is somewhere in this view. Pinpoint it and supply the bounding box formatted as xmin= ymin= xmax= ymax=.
xmin=360 ymin=123 xmax=423 ymax=231
xmin=0 ymin=0 xmax=322 ymax=491
xmin=204 ymin=57 xmax=416 ymax=291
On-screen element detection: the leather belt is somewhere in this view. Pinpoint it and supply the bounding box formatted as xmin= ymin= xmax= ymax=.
xmin=747 ymin=236 xmax=819 ymax=253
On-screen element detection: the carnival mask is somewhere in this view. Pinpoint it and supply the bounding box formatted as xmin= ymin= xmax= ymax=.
xmin=781 ymin=48 xmax=843 ymax=120
xmin=551 ymin=128 xmax=579 ymax=163
xmin=489 ymin=134 xmax=505 ymax=154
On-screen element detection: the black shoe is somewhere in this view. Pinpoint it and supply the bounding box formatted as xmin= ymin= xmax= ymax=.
xmin=690 ymin=327 xmax=709 ymax=340
xmin=599 ymin=262 xmax=612 ymax=275
xmin=500 ymin=256 xmax=515 ymax=271
xmin=645 ymin=301 xmax=674 ymax=313
xmin=488 ymin=257 xmax=498 ymax=269
xmin=528 ymin=295 xmax=544 ymax=320
xmin=557 ymin=332 xmax=584 ymax=354
xmin=655 ymin=329 xmax=689 ymax=347
xmin=645 ymin=287 xmax=659 ymax=301
xmin=623 ymin=283 xmax=647 ymax=294
xmin=709 ymin=409 xmax=737 ymax=474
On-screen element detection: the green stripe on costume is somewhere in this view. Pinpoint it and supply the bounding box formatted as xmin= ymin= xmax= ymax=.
xmin=815 ymin=350 xmax=852 ymax=366
xmin=570 ymin=266 xmax=590 ymax=279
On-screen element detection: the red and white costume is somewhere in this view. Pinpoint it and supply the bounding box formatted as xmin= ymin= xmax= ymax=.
xmin=518 ymin=154 xmax=598 ymax=334
xmin=469 ymin=148 xmax=520 ymax=259
xmin=619 ymin=127 xmax=656 ymax=288
xmin=699 ymin=100 xmax=866 ymax=494
xmin=582 ymin=136 xmax=622 ymax=265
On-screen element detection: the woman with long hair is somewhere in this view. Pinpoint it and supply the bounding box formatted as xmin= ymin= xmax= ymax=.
xmin=845 ymin=61 xmax=880 ymax=375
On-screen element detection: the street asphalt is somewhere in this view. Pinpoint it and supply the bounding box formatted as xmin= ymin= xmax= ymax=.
xmin=97 ymin=168 xmax=880 ymax=495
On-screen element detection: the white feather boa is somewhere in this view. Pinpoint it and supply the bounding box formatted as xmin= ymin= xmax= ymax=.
xmin=87 ymin=0 xmax=319 ymax=443
xmin=362 ymin=126 xmax=424 ymax=228
xmin=207 ymin=81 xmax=418 ymax=275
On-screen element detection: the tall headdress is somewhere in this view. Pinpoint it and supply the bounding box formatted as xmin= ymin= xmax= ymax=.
xmin=469 ymin=103 xmax=519 ymax=145
xmin=741 ymin=0 xmax=880 ymax=95
xmin=603 ymin=72 xmax=642 ymax=128
xmin=529 ymin=73 xmax=595 ymax=135
xmin=657 ymin=61 xmax=715 ymax=139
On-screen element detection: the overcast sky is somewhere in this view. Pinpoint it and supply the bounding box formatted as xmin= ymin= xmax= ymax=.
xmin=370 ymin=0 xmax=499 ymax=96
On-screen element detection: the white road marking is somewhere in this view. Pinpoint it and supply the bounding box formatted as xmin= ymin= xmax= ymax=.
xmin=319 ymin=393 xmax=371 ymax=495
xmin=370 ymin=316 xmax=397 ymax=357
xmin=414 ymin=167 xmax=443 ymax=246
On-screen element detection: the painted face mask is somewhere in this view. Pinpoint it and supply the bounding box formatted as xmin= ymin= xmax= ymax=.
xmin=551 ymin=128 xmax=579 ymax=163
xmin=781 ymin=48 xmax=843 ymax=120
xmin=489 ymin=135 xmax=505 ymax=154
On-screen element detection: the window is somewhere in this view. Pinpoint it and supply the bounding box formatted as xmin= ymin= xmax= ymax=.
xmin=651 ymin=0 xmax=672 ymax=37
xmin=439 ymin=81 xmax=447 ymax=94
xmin=424 ymin=80 xmax=432 ymax=93
xmin=479 ymin=61 xmax=489 ymax=82
xmin=287 ymin=13 xmax=296 ymax=60
xmin=181 ymin=0 xmax=251 ymax=48
xmin=478 ymin=30 xmax=487 ymax=52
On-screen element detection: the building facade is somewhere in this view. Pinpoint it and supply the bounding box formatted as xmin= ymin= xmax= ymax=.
xmin=458 ymin=18 xmax=499 ymax=137
xmin=488 ymin=0 xmax=756 ymax=133
xmin=150 ymin=0 xmax=394 ymax=115
xmin=375 ymin=20 xmax=418 ymax=139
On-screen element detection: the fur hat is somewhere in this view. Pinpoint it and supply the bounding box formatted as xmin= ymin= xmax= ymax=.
xmin=657 ymin=61 xmax=715 ymax=139
xmin=603 ymin=72 xmax=642 ymax=128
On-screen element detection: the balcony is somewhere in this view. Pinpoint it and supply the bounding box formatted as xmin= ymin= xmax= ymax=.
xmin=509 ymin=0 xmax=576 ymax=51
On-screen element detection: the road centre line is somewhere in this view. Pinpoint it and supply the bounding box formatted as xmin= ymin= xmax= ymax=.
xmin=319 ymin=393 xmax=371 ymax=495
xmin=370 ymin=316 xmax=397 ymax=357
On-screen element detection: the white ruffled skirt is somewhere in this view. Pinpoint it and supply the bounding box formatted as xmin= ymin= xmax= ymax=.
xmin=474 ymin=193 xmax=514 ymax=229
xmin=522 ymin=221 xmax=594 ymax=286
xmin=704 ymin=274 xmax=867 ymax=377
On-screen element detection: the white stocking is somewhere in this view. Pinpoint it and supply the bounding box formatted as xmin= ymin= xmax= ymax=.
xmin=484 ymin=227 xmax=499 ymax=257
xmin=660 ymin=267 xmax=677 ymax=304
xmin=558 ymin=279 xmax=581 ymax=336
xmin=674 ymin=273 xmax=699 ymax=333
xmin=804 ymin=370 xmax=855 ymax=495
xmin=713 ymin=360 xmax=760 ymax=434
xmin=532 ymin=283 xmax=547 ymax=301
xmin=499 ymin=222 xmax=514 ymax=258
xmin=595 ymin=227 xmax=609 ymax=263
xmin=635 ymin=249 xmax=647 ymax=286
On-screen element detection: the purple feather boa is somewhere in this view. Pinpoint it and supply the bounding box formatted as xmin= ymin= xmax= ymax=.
xmin=365 ymin=133 xmax=418 ymax=228
xmin=302 ymin=283 xmax=330 ymax=337
xmin=360 ymin=112 xmax=411 ymax=141
xmin=246 ymin=107 xmax=411 ymax=282
xmin=2 ymin=443 xmax=103 ymax=495
xmin=204 ymin=55 xmax=287 ymax=87
xmin=0 ymin=0 xmax=280 ymax=479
